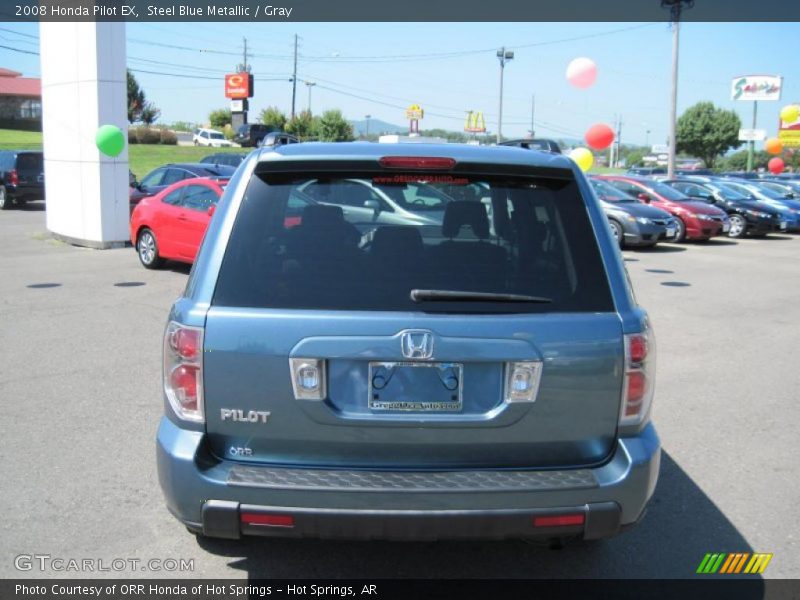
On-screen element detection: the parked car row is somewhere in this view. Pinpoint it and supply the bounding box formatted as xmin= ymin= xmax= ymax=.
xmin=590 ymin=173 xmax=800 ymax=246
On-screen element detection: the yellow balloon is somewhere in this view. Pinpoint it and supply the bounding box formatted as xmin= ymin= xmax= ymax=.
xmin=780 ymin=104 xmax=799 ymax=125
xmin=569 ymin=147 xmax=594 ymax=172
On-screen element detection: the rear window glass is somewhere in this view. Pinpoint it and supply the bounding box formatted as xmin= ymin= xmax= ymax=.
xmin=212 ymin=172 xmax=614 ymax=314
xmin=17 ymin=153 xmax=43 ymax=171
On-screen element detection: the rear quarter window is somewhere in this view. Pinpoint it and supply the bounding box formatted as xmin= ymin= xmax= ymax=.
xmin=212 ymin=171 xmax=614 ymax=314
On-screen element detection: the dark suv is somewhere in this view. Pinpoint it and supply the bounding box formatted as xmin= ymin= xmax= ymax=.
xmin=156 ymin=143 xmax=660 ymax=542
xmin=0 ymin=150 xmax=44 ymax=209
xmin=233 ymin=123 xmax=270 ymax=147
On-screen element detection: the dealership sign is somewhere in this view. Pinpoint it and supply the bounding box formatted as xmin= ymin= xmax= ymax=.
xmin=731 ymin=75 xmax=782 ymax=102
xmin=738 ymin=129 xmax=766 ymax=142
xmin=778 ymin=103 xmax=800 ymax=148
xmin=225 ymin=73 xmax=253 ymax=99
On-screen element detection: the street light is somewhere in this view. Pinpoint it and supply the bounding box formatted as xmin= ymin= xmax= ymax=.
xmin=365 ymin=114 xmax=371 ymax=139
xmin=304 ymin=81 xmax=316 ymax=114
xmin=662 ymin=0 xmax=694 ymax=179
xmin=496 ymin=47 xmax=514 ymax=144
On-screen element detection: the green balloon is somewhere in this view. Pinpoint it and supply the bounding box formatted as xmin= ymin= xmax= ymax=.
xmin=95 ymin=124 xmax=125 ymax=157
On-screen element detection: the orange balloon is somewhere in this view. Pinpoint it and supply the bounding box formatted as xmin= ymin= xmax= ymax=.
xmin=764 ymin=138 xmax=783 ymax=155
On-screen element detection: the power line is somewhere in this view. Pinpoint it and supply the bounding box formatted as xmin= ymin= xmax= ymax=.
xmin=0 ymin=44 xmax=38 ymax=55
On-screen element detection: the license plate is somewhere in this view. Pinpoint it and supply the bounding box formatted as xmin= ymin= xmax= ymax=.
xmin=780 ymin=221 xmax=787 ymax=230
xmin=368 ymin=362 xmax=463 ymax=412
xmin=666 ymin=226 xmax=677 ymax=238
xmin=723 ymin=223 xmax=731 ymax=233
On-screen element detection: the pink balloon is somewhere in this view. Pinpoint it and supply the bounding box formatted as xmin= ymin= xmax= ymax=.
xmin=585 ymin=123 xmax=615 ymax=150
xmin=768 ymin=157 xmax=785 ymax=175
xmin=566 ymin=57 xmax=597 ymax=89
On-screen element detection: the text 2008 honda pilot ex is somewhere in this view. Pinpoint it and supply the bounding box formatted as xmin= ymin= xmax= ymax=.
xmin=156 ymin=143 xmax=660 ymax=542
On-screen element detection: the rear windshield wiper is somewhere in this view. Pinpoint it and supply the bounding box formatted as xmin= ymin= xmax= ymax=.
xmin=410 ymin=289 xmax=552 ymax=304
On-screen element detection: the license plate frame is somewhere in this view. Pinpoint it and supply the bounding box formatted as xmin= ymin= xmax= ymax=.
xmin=368 ymin=361 xmax=464 ymax=412
xmin=722 ymin=222 xmax=731 ymax=233
xmin=666 ymin=226 xmax=677 ymax=238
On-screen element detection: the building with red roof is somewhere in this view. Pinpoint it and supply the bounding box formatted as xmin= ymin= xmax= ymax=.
xmin=0 ymin=68 xmax=42 ymax=127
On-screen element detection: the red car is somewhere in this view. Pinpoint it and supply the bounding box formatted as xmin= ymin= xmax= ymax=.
xmin=130 ymin=178 xmax=227 ymax=269
xmin=595 ymin=175 xmax=730 ymax=242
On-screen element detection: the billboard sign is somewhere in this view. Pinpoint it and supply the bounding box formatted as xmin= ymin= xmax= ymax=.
xmin=464 ymin=110 xmax=486 ymax=133
xmin=405 ymin=104 xmax=424 ymax=121
xmin=738 ymin=129 xmax=766 ymax=142
xmin=225 ymin=73 xmax=253 ymax=99
xmin=731 ymin=75 xmax=782 ymax=102
xmin=778 ymin=103 xmax=800 ymax=148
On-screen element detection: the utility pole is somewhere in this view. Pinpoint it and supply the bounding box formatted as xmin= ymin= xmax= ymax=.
xmin=496 ymin=47 xmax=514 ymax=144
xmin=615 ymin=116 xmax=623 ymax=168
xmin=243 ymin=37 xmax=248 ymax=72
xmin=663 ymin=0 xmax=693 ymax=179
xmin=305 ymin=81 xmax=316 ymax=113
xmin=528 ymin=94 xmax=535 ymax=138
xmin=365 ymin=114 xmax=371 ymax=139
xmin=291 ymin=34 xmax=298 ymax=119
xmin=747 ymin=100 xmax=758 ymax=172
xmin=609 ymin=114 xmax=617 ymax=167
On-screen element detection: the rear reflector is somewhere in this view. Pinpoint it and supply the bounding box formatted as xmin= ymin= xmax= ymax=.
xmin=533 ymin=514 xmax=585 ymax=528
xmin=379 ymin=156 xmax=456 ymax=170
xmin=241 ymin=513 xmax=295 ymax=528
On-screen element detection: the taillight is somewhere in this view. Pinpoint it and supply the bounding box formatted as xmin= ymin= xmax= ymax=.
xmin=378 ymin=156 xmax=456 ymax=170
xmin=620 ymin=329 xmax=655 ymax=426
xmin=164 ymin=322 xmax=204 ymax=422
xmin=8 ymin=169 xmax=18 ymax=186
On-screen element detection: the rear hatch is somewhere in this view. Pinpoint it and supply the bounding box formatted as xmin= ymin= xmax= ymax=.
xmin=16 ymin=152 xmax=44 ymax=194
xmin=202 ymin=161 xmax=624 ymax=469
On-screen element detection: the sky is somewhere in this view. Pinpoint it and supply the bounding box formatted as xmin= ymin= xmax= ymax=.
xmin=1 ymin=21 xmax=798 ymax=147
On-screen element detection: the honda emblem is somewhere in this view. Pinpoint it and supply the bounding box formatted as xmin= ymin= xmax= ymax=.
xmin=400 ymin=330 xmax=434 ymax=360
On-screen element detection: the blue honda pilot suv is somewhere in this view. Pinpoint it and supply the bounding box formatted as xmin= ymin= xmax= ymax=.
xmin=157 ymin=143 xmax=660 ymax=542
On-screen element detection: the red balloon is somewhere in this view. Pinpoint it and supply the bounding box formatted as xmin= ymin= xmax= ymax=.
xmin=585 ymin=123 xmax=615 ymax=151
xmin=768 ymin=157 xmax=785 ymax=175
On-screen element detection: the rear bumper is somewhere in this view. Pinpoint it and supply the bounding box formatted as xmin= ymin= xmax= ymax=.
xmin=157 ymin=418 xmax=661 ymax=541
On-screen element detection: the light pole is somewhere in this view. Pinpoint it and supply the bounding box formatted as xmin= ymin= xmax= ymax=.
xmin=365 ymin=114 xmax=371 ymax=139
xmin=496 ymin=47 xmax=514 ymax=144
xmin=662 ymin=0 xmax=694 ymax=179
xmin=304 ymin=81 xmax=316 ymax=113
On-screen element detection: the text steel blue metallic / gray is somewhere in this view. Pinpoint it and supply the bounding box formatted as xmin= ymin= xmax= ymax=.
xmin=156 ymin=142 xmax=660 ymax=541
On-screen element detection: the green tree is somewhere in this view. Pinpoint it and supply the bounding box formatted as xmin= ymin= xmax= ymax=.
xmin=140 ymin=101 xmax=161 ymax=126
xmin=623 ymin=149 xmax=646 ymax=168
xmin=127 ymin=70 xmax=146 ymax=123
xmin=208 ymin=108 xmax=232 ymax=129
xmin=259 ymin=106 xmax=288 ymax=131
xmin=316 ymin=109 xmax=355 ymax=142
xmin=676 ymin=102 xmax=742 ymax=168
xmin=720 ymin=150 xmax=771 ymax=171
xmin=285 ymin=110 xmax=318 ymax=141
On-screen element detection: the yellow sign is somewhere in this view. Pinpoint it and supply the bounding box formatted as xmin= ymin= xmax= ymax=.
xmin=778 ymin=130 xmax=800 ymax=148
xmin=464 ymin=111 xmax=486 ymax=133
xmin=405 ymin=104 xmax=424 ymax=121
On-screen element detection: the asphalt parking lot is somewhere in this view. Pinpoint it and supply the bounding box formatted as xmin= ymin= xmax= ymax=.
xmin=1 ymin=202 xmax=798 ymax=580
